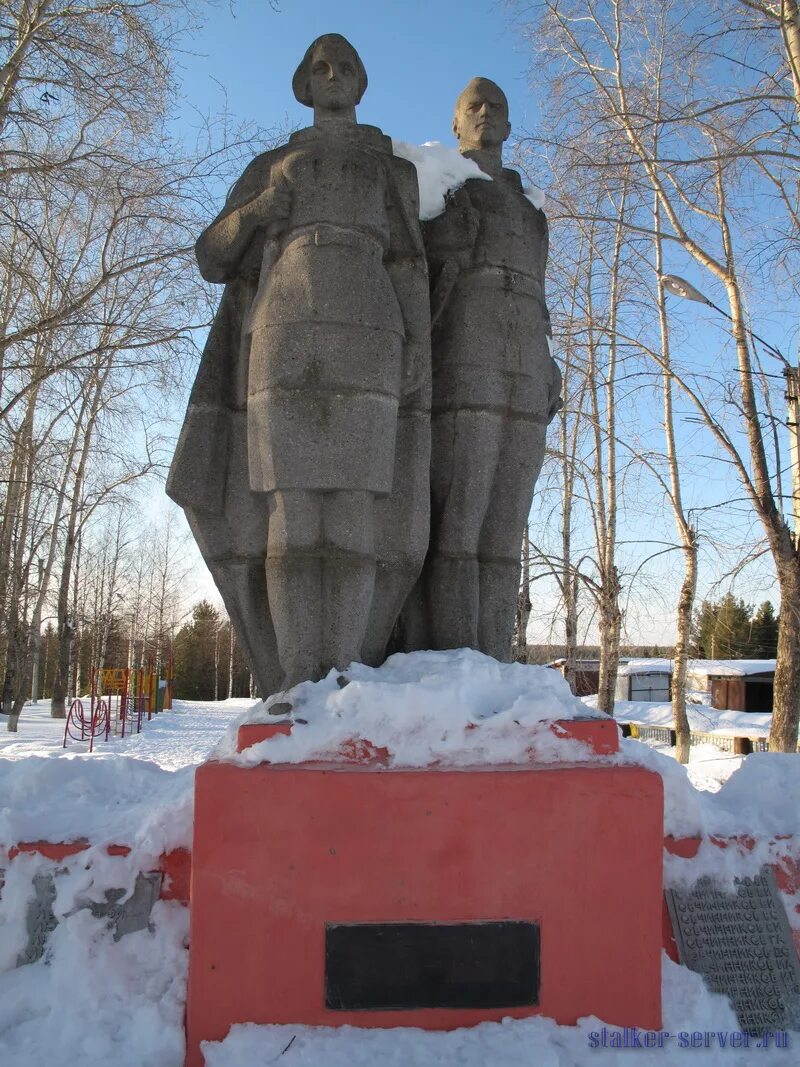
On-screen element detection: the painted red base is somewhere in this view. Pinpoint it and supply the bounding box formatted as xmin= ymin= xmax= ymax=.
xmin=3 ymin=841 xmax=191 ymax=903
xmin=185 ymin=754 xmax=663 ymax=1065
xmin=236 ymin=716 xmax=621 ymax=757
xmin=236 ymin=720 xmax=293 ymax=752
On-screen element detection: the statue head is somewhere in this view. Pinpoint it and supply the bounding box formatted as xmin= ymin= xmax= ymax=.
xmin=292 ymin=34 xmax=368 ymax=114
xmin=453 ymin=77 xmax=511 ymax=154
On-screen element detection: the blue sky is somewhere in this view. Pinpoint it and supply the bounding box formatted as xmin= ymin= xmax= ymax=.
xmin=164 ymin=1 xmax=795 ymax=646
xmin=176 ymin=0 xmax=538 ymax=152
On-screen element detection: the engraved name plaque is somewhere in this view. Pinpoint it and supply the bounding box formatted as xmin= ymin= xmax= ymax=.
xmin=666 ymin=867 xmax=800 ymax=1033
xmin=325 ymin=920 xmax=540 ymax=1011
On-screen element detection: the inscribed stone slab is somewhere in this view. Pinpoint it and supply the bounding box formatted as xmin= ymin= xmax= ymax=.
xmin=87 ymin=871 xmax=163 ymax=940
xmin=666 ymin=867 xmax=800 ymax=1033
xmin=14 ymin=869 xmax=163 ymax=966
xmin=17 ymin=872 xmax=58 ymax=966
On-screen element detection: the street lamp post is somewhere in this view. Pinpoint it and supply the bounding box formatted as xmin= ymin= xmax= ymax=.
xmin=662 ymin=274 xmax=800 ymax=540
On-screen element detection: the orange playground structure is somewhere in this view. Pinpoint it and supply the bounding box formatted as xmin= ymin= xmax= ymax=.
xmin=63 ymin=657 xmax=174 ymax=750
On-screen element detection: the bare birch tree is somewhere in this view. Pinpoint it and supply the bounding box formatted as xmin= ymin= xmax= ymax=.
xmin=517 ymin=0 xmax=800 ymax=749
xmin=1 ymin=0 xmax=281 ymax=726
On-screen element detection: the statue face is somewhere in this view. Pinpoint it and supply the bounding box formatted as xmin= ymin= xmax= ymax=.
xmin=454 ymin=81 xmax=511 ymax=150
xmin=308 ymin=40 xmax=360 ymax=111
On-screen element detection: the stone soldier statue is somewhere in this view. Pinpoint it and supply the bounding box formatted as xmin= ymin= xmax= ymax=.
xmin=168 ymin=34 xmax=430 ymax=692
xmin=404 ymin=77 xmax=562 ymax=659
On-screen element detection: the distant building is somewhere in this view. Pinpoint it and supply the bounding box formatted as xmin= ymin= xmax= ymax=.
xmin=550 ymin=655 xmax=775 ymax=711
xmin=615 ymin=660 xmax=672 ymax=703
xmin=549 ymin=658 xmax=611 ymax=697
xmin=687 ymin=660 xmax=776 ymax=714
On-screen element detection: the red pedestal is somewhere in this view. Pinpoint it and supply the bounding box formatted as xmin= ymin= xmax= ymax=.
xmin=236 ymin=715 xmax=621 ymax=757
xmin=185 ymin=740 xmax=663 ymax=1066
xmin=236 ymin=719 xmax=293 ymax=752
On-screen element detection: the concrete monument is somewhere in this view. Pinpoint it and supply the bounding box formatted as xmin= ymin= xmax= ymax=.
xmin=402 ymin=77 xmax=562 ymax=659
xmin=168 ymin=35 xmax=430 ymax=692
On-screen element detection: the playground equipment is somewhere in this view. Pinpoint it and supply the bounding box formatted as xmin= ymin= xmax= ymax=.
xmin=62 ymin=687 xmax=110 ymax=753
xmin=62 ymin=657 xmax=174 ymax=750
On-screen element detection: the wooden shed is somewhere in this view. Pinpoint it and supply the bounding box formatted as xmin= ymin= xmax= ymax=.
xmin=548 ymin=658 xmax=604 ymax=697
xmin=709 ymin=672 xmax=774 ymax=713
xmin=687 ymin=660 xmax=776 ymax=714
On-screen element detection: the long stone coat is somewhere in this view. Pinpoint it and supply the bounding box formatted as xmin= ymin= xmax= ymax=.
xmin=167 ymin=125 xmax=430 ymax=695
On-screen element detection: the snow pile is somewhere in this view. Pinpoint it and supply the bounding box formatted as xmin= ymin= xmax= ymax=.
xmin=392 ymin=140 xmax=546 ymax=219
xmin=618 ymin=740 xmax=800 ymax=847
xmin=524 ymin=182 xmax=546 ymax=209
xmin=713 ymin=753 xmax=800 ymax=834
xmin=0 ymin=756 xmax=195 ymax=854
xmin=0 ymin=699 xmax=251 ymax=851
xmin=222 ymin=650 xmax=600 ymax=768
xmin=392 ymin=140 xmax=491 ymax=218
xmin=0 ymin=849 xmax=188 ymax=1067
xmin=201 ymin=956 xmax=778 ymax=1067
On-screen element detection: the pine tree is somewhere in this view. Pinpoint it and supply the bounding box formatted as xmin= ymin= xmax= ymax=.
xmin=749 ymin=601 xmax=779 ymax=658
xmin=174 ymin=602 xmax=222 ymax=700
xmin=694 ymin=595 xmax=753 ymax=659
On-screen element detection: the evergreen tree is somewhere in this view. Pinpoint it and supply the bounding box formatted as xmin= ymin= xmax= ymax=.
xmin=693 ymin=594 xmax=753 ymax=658
xmin=692 ymin=600 xmax=715 ymax=658
xmin=174 ymin=601 xmax=222 ymax=700
xmin=749 ymin=601 xmax=779 ymax=658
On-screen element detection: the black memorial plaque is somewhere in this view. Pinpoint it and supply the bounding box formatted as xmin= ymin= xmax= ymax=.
xmin=325 ymin=920 xmax=540 ymax=1011
xmin=666 ymin=867 xmax=800 ymax=1033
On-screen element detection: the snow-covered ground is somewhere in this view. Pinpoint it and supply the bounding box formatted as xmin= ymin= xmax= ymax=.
xmin=0 ymin=697 xmax=250 ymax=851
xmin=581 ymin=695 xmax=769 ymax=793
xmin=0 ymin=696 xmax=251 ymax=766
xmin=648 ymin=740 xmax=745 ymax=794
xmin=1 ymin=654 xmax=798 ymax=1066
xmin=600 ymin=696 xmax=772 ymax=739
xmin=202 ymin=960 xmax=794 ymax=1066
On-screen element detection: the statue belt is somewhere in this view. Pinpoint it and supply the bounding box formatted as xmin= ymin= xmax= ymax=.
xmin=282 ymin=223 xmax=386 ymax=257
xmin=460 ymin=264 xmax=545 ymax=302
